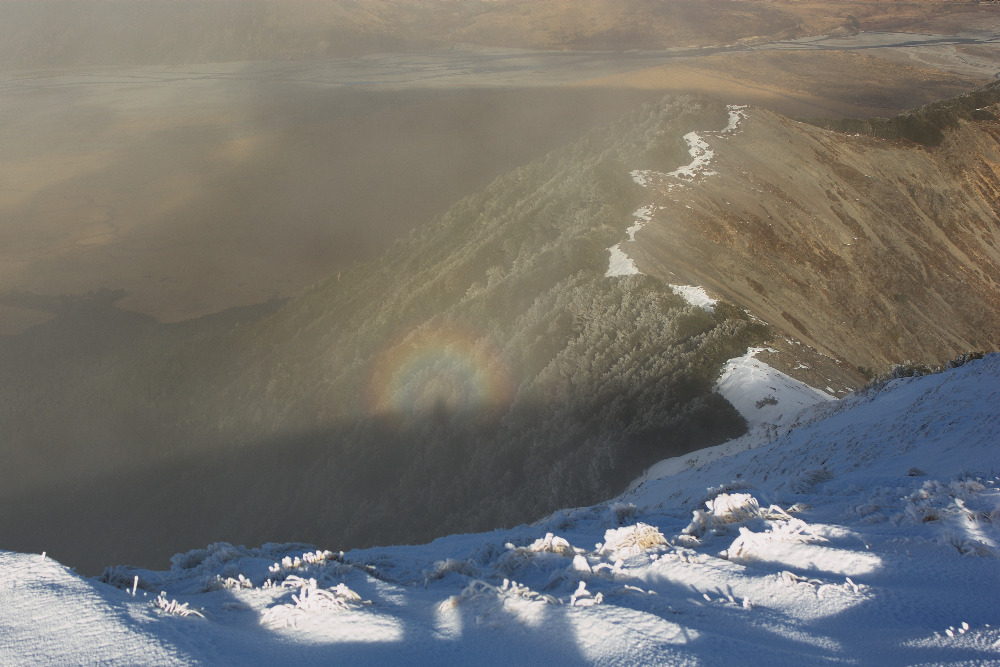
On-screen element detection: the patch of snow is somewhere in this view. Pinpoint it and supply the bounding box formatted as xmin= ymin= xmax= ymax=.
xmin=721 ymin=105 xmax=748 ymax=134
xmin=604 ymin=243 xmax=639 ymax=277
xmin=669 ymin=284 xmax=717 ymax=313
xmin=629 ymin=169 xmax=654 ymax=187
xmin=716 ymin=347 xmax=834 ymax=427
xmin=669 ymin=131 xmax=716 ymax=180
xmin=605 ymin=205 xmax=656 ymax=277
xmin=625 ymin=205 xmax=654 ymax=241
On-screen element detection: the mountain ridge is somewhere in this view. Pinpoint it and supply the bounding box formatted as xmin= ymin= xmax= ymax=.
xmin=2 ymin=89 xmax=998 ymax=574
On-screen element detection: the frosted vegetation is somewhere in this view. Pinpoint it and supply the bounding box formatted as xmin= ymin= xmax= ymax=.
xmin=2 ymin=354 xmax=997 ymax=664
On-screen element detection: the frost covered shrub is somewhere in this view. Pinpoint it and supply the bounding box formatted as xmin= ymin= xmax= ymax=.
xmin=99 ymin=565 xmax=149 ymax=592
xmin=597 ymin=523 xmax=667 ymax=559
xmin=608 ymin=502 xmax=638 ymax=526
xmin=170 ymin=542 xmax=245 ymax=574
xmin=684 ymin=493 xmax=797 ymax=538
xmin=945 ymin=351 xmax=986 ymax=369
xmin=859 ymin=352 xmax=987 ymax=397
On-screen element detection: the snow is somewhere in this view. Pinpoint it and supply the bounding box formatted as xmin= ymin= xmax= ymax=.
xmin=668 ymin=131 xmax=717 ymax=180
xmin=668 ymin=284 xmax=717 ymax=313
xmin=716 ymin=347 xmax=834 ymax=427
xmin=625 ymin=204 xmax=654 ymax=242
xmin=2 ymin=354 xmax=999 ymax=663
xmin=603 ymin=243 xmax=639 ymax=277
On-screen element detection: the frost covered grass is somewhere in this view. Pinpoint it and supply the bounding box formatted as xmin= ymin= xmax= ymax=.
xmin=154 ymin=593 xmax=206 ymax=619
xmin=260 ymin=576 xmax=369 ymax=629
xmin=1 ymin=354 xmax=999 ymax=664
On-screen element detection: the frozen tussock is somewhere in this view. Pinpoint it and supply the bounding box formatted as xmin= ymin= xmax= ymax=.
xmin=510 ymin=532 xmax=579 ymax=558
xmin=682 ymin=492 xmax=797 ymax=539
xmin=706 ymin=492 xmax=769 ymax=524
xmin=597 ymin=523 xmax=667 ymax=559
xmin=725 ymin=518 xmax=827 ymax=564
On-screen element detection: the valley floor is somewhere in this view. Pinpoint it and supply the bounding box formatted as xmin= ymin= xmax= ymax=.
xmin=2 ymin=355 xmax=998 ymax=665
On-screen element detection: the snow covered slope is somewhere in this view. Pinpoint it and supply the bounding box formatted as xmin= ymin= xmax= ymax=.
xmin=716 ymin=347 xmax=834 ymax=428
xmin=2 ymin=354 xmax=999 ymax=665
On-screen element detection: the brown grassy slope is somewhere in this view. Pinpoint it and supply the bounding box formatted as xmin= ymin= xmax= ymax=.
xmin=630 ymin=106 xmax=1000 ymax=373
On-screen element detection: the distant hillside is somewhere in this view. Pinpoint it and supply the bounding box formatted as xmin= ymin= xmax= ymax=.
xmin=805 ymin=80 xmax=1000 ymax=147
xmin=0 ymin=0 xmax=955 ymax=69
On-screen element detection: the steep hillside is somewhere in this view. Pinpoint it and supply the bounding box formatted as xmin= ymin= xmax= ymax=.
xmin=626 ymin=86 xmax=1000 ymax=378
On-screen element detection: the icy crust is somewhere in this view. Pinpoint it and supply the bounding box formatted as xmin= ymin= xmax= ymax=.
xmin=2 ymin=355 xmax=1000 ymax=664
xmin=607 ymin=105 xmax=747 ymax=303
